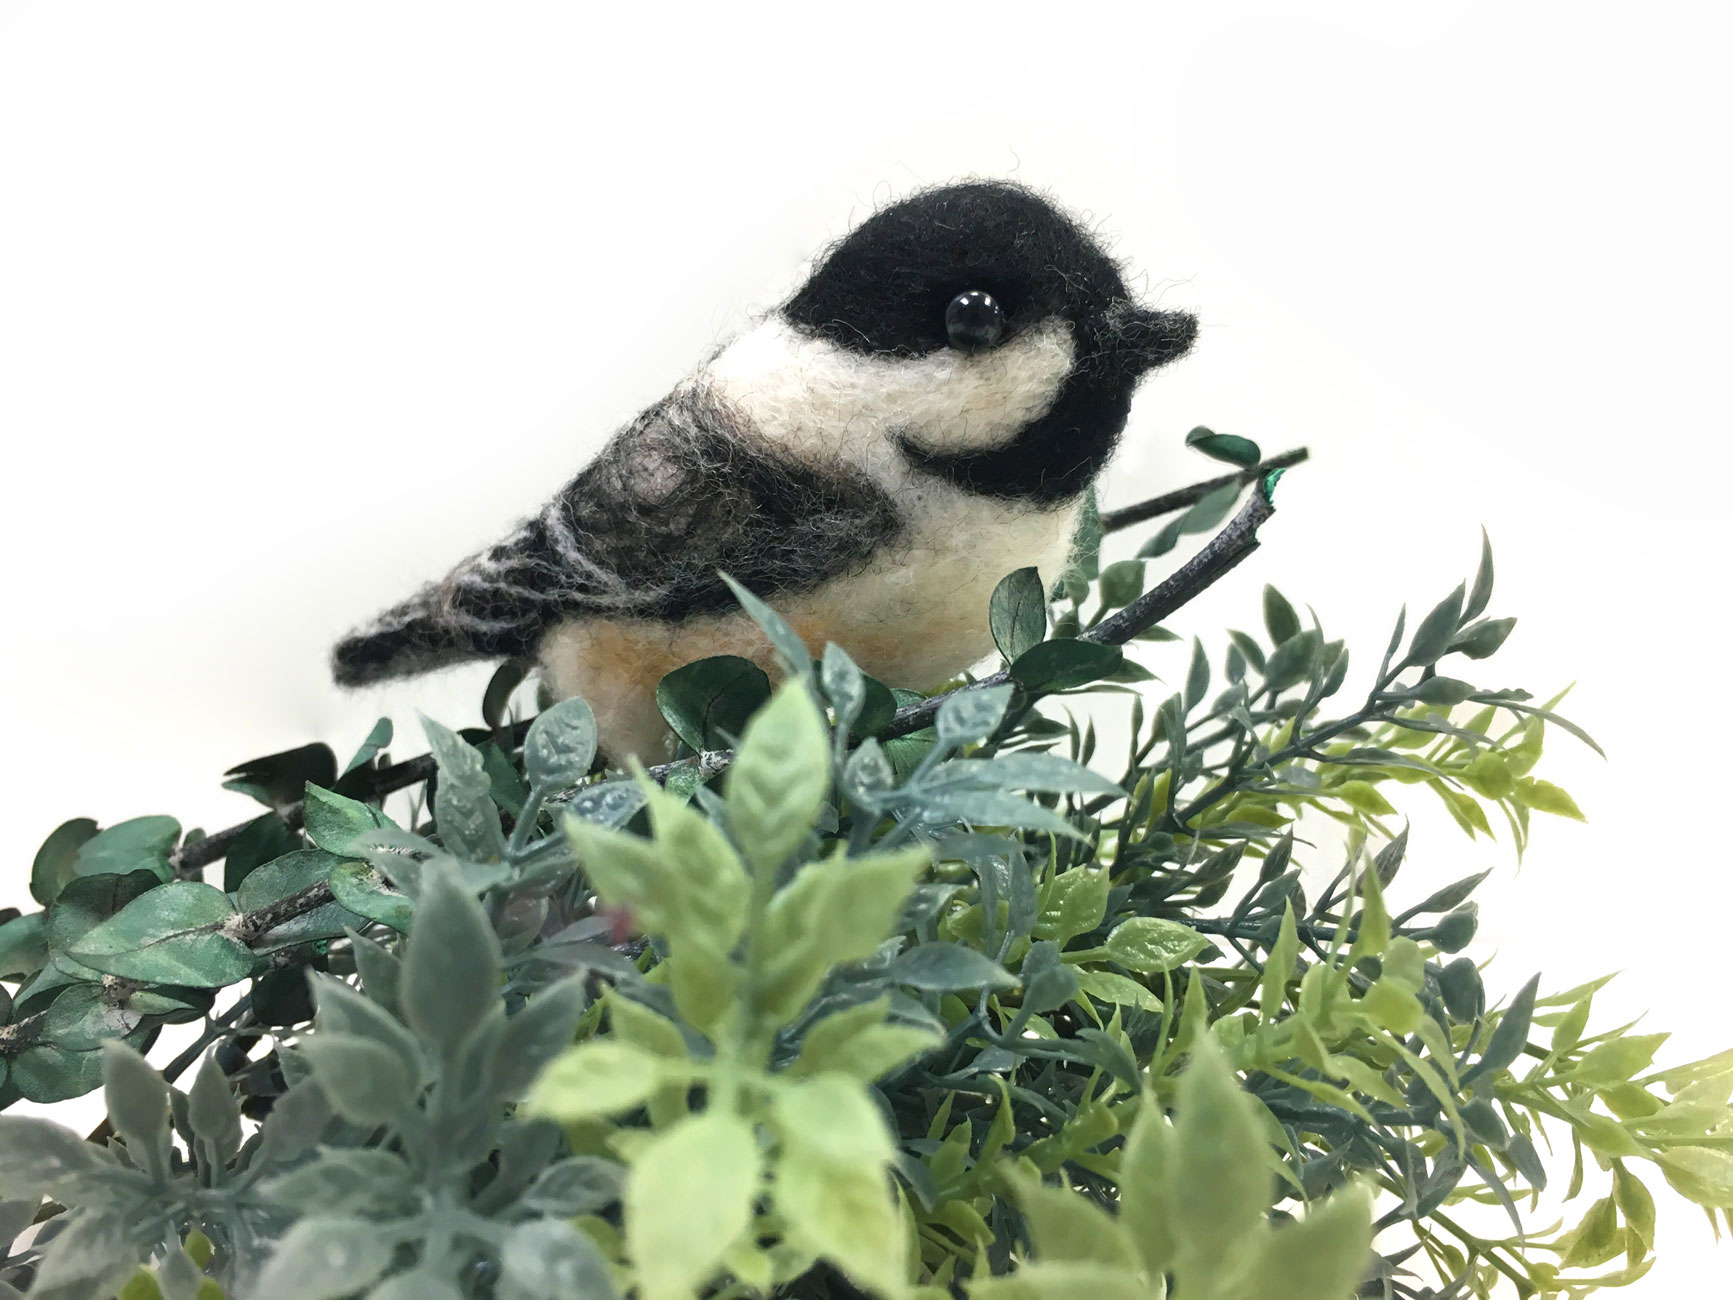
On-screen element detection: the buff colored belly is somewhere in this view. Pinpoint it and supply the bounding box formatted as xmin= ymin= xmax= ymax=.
xmin=538 ymin=497 xmax=1082 ymax=759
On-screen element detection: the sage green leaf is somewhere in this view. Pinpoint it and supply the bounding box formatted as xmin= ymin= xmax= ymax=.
xmin=990 ymin=567 xmax=1047 ymax=662
xmin=1179 ymin=482 xmax=1241 ymax=532
xmin=936 ymin=684 xmax=1014 ymax=750
xmin=495 ymin=976 xmax=591 ymax=1099
xmin=31 ymin=817 xmax=97 ymax=905
xmin=628 ymin=1111 xmax=761 ymax=1300
xmin=1105 ymin=917 xmax=1209 ymax=973
xmin=298 ymin=1033 xmax=416 ymax=1127
xmin=727 ymin=679 xmax=831 ymax=876
xmin=422 ymin=716 xmax=506 ymax=862
xmin=1449 ymin=616 xmax=1515 ymax=659
xmin=24 ymin=1208 xmax=143 ymax=1299
xmin=500 ymin=1218 xmax=621 ymax=1300
xmin=67 ymin=882 xmax=253 ymax=988
xmin=100 ymin=1041 xmax=170 ymax=1173
xmin=657 ymin=655 xmax=773 ymax=752
xmin=302 ymin=785 xmax=394 ymax=857
xmin=1010 ymin=639 xmax=1123 ymax=693
xmin=524 ymin=696 xmax=599 ymax=788
xmin=71 ymin=815 xmax=180 ymax=883
xmin=1464 ymin=526 xmax=1495 ymax=621
xmin=0 ymin=1113 xmax=121 ymax=1198
xmin=399 ymin=863 xmax=501 ymax=1057
xmin=518 ymin=1156 xmax=626 ymax=1218
xmin=259 ymin=1149 xmax=420 ymax=1216
xmin=187 ymin=1051 xmax=243 ymax=1169
xmin=721 ymin=573 xmax=811 ymax=679
xmin=889 ymin=943 xmax=1016 ymax=992
xmin=252 ymin=1217 xmax=402 ymax=1300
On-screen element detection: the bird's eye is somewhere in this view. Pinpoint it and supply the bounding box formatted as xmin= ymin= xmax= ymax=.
xmin=944 ymin=290 xmax=1005 ymax=353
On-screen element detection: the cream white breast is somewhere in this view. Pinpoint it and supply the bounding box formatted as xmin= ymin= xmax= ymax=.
xmin=538 ymin=316 xmax=1084 ymax=758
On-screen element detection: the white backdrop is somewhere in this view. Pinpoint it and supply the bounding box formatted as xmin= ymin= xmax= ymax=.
xmin=2 ymin=2 xmax=1727 ymax=1292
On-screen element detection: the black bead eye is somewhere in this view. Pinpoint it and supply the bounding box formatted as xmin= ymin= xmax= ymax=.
xmin=944 ymin=290 xmax=1005 ymax=353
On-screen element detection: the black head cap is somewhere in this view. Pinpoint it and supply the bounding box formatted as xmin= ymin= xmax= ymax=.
xmin=783 ymin=181 xmax=1195 ymax=501
xmin=784 ymin=180 xmax=1194 ymax=373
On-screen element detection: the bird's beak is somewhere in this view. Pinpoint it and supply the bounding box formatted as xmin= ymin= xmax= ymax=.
xmin=1109 ymin=305 xmax=1198 ymax=374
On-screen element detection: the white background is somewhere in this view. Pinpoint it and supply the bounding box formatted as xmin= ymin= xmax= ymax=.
xmin=1 ymin=2 xmax=1727 ymax=1292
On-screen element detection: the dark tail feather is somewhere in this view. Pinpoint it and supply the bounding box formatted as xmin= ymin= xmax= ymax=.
xmin=331 ymin=587 xmax=499 ymax=687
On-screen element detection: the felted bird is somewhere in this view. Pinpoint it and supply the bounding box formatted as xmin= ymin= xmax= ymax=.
xmin=332 ymin=180 xmax=1196 ymax=757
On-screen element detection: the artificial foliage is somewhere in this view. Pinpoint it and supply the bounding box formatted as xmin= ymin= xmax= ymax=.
xmin=2 ymin=437 xmax=1730 ymax=1300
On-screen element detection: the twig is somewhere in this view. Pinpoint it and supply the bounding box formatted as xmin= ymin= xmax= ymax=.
xmin=1099 ymin=447 xmax=1307 ymax=534
xmin=160 ymin=465 xmax=1290 ymax=894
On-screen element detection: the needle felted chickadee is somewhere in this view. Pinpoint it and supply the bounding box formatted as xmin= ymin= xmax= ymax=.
xmin=332 ymin=180 xmax=1197 ymax=757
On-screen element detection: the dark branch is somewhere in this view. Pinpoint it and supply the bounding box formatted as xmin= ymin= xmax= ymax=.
xmin=1099 ymin=447 xmax=1307 ymax=534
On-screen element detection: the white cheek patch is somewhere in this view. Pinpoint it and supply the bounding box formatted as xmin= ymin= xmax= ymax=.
xmin=703 ymin=317 xmax=1074 ymax=464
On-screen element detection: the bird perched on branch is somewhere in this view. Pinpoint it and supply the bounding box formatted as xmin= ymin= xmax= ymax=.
xmin=332 ymin=180 xmax=1196 ymax=757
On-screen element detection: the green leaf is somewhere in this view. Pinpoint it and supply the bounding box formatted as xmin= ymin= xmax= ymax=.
xmin=258 ymin=1150 xmax=420 ymax=1216
xmin=1168 ymin=1037 xmax=1272 ymax=1280
xmin=628 ymin=1111 xmax=761 ymax=1300
xmin=423 ymin=716 xmax=506 ymax=862
xmin=727 ymin=680 xmax=831 ymax=875
xmin=524 ymin=696 xmax=599 ymax=788
xmin=657 ymin=655 xmax=774 ymax=752
xmin=0 ymin=911 xmax=49 ymax=980
xmin=399 ymin=862 xmax=501 ymax=1057
xmin=222 ymin=812 xmax=303 ymax=894
xmin=1187 ymin=426 xmax=1262 ymax=467
xmin=527 ymin=1041 xmax=672 ymax=1121
xmin=1179 ymin=482 xmax=1241 ymax=533
xmin=31 ymin=817 xmax=98 ymax=905
xmin=327 ymin=862 xmax=414 ymax=932
xmin=889 ymin=943 xmax=1017 ymax=992
xmin=1097 ymin=559 xmax=1145 ymax=611
xmin=971 ymin=1262 xmax=1147 ymax=1300
xmin=1575 ymin=1033 xmax=1669 ymax=1087
xmin=771 ymin=1075 xmax=907 ymax=1298
xmin=1103 ymin=917 xmax=1209 ymax=973
xmin=1517 ymin=777 xmax=1586 ymax=821
xmin=758 ymin=847 xmax=928 ymax=1021
xmin=24 ymin=1208 xmax=142 ymax=1300
xmin=251 ymin=1217 xmax=400 ymax=1300
xmin=340 ymin=716 xmax=394 ymax=777
xmin=1262 ymin=584 xmax=1301 ymax=646
xmin=223 ymin=743 xmax=337 ymax=811
xmin=1404 ymin=583 xmax=1465 ymax=668
xmin=1034 ymin=869 xmax=1110 ymax=943
xmin=67 ymin=882 xmax=254 ymax=988
xmin=1464 ymin=527 xmax=1496 ymax=621
xmin=991 ymin=567 xmax=1048 ymax=661
xmin=1010 ymin=639 xmax=1124 ymax=693
xmin=1462 ymin=974 xmax=1540 ymax=1089
xmin=790 ymin=1000 xmax=939 ymax=1081
xmin=1240 ymin=1182 xmax=1375 ymax=1300
xmin=1062 ymin=488 xmax=1103 ymax=592
xmin=302 ymin=785 xmax=393 ymax=856
xmin=71 ymin=815 xmax=180 ymax=884
xmin=1007 ymin=1170 xmax=1138 ymax=1269
xmin=1449 ymin=616 xmax=1516 ymax=659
